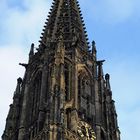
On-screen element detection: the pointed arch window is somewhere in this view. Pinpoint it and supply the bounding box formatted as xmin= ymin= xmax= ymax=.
xmin=78 ymin=70 xmax=93 ymax=120
xmin=32 ymin=72 xmax=42 ymax=120
xmin=79 ymin=74 xmax=91 ymax=98
xmin=64 ymin=62 xmax=72 ymax=129
xmin=64 ymin=62 xmax=72 ymax=101
xmin=29 ymin=71 xmax=42 ymax=138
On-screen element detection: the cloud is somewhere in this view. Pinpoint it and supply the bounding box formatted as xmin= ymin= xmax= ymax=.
xmin=118 ymin=107 xmax=140 ymax=140
xmin=0 ymin=45 xmax=27 ymax=136
xmin=104 ymin=59 xmax=140 ymax=140
xmin=0 ymin=0 xmax=51 ymax=46
xmin=0 ymin=0 xmax=51 ymax=136
xmin=80 ymin=0 xmax=140 ymax=24
xmin=105 ymin=54 xmax=140 ymax=106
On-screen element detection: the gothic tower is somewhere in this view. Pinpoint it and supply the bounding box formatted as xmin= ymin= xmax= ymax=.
xmin=2 ymin=0 xmax=120 ymax=140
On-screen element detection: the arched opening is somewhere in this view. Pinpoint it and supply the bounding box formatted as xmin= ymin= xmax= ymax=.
xmin=101 ymin=130 xmax=107 ymax=140
xmin=64 ymin=62 xmax=72 ymax=101
xmin=29 ymin=71 xmax=42 ymax=138
xmin=78 ymin=68 xmax=94 ymax=122
xmin=66 ymin=108 xmax=71 ymax=129
xmin=32 ymin=71 xmax=42 ymax=121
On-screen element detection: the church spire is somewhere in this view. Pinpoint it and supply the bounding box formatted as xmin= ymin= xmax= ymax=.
xmin=2 ymin=1 xmax=120 ymax=140
xmin=40 ymin=0 xmax=89 ymax=50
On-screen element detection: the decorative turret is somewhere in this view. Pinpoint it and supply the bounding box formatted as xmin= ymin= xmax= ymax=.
xmin=105 ymin=73 xmax=111 ymax=91
xmin=29 ymin=43 xmax=34 ymax=59
xmin=97 ymin=60 xmax=105 ymax=81
xmin=92 ymin=40 xmax=96 ymax=53
xmin=2 ymin=78 xmax=22 ymax=140
xmin=92 ymin=40 xmax=97 ymax=60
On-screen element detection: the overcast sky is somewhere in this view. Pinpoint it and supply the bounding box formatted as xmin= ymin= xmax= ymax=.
xmin=0 ymin=0 xmax=140 ymax=139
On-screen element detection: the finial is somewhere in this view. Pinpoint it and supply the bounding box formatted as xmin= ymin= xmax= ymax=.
xmin=92 ymin=40 xmax=96 ymax=50
xmin=31 ymin=43 xmax=34 ymax=49
xmin=29 ymin=43 xmax=34 ymax=58
xmin=105 ymin=73 xmax=110 ymax=80
xmin=92 ymin=40 xmax=97 ymax=56
xmin=14 ymin=77 xmax=22 ymax=96
xmin=97 ymin=60 xmax=105 ymax=80
xmin=92 ymin=40 xmax=96 ymax=46
xmin=17 ymin=77 xmax=22 ymax=84
xmin=105 ymin=73 xmax=111 ymax=90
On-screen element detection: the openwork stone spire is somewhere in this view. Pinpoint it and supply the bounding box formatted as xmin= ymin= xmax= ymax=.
xmin=40 ymin=0 xmax=89 ymax=50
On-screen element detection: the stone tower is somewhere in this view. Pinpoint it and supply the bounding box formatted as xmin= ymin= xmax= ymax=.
xmin=2 ymin=0 xmax=120 ymax=140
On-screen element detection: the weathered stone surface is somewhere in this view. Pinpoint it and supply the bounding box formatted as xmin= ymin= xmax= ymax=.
xmin=2 ymin=0 xmax=120 ymax=140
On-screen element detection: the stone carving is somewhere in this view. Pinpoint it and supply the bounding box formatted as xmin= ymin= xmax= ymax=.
xmin=2 ymin=0 xmax=120 ymax=140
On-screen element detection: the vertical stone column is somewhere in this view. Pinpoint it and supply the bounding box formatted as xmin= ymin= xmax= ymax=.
xmin=18 ymin=82 xmax=29 ymax=140
xmin=95 ymin=60 xmax=105 ymax=139
xmin=69 ymin=48 xmax=78 ymax=133
xmin=96 ymin=125 xmax=102 ymax=140
xmin=38 ymin=62 xmax=48 ymax=131
xmin=72 ymin=48 xmax=78 ymax=110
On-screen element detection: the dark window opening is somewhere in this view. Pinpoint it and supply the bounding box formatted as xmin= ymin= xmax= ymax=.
xmin=64 ymin=63 xmax=71 ymax=101
xmin=66 ymin=108 xmax=71 ymax=129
